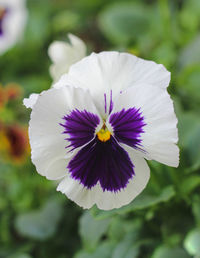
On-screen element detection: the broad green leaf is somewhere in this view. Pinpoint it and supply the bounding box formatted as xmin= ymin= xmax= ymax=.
xmin=91 ymin=185 xmax=175 ymax=220
xmin=8 ymin=254 xmax=32 ymax=258
xmin=74 ymin=252 xmax=91 ymax=258
xmin=179 ymin=0 xmax=200 ymax=32
xmin=177 ymin=65 xmax=200 ymax=105
xmin=126 ymin=185 xmax=175 ymax=210
xmin=151 ymin=42 xmax=176 ymax=68
xmin=52 ymin=11 xmax=80 ymax=33
xmin=152 ymin=245 xmax=190 ymax=258
xmin=178 ymin=35 xmax=200 ymax=70
xmin=192 ymin=196 xmax=200 ymax=226
xmin=179 ymin=176 xmax=200 ymax=196
xmin=92 ymin=242 xmax=114 ymax=258
xmin=112 ymin=232 xmax=139 ymax=258
xmin=108 ymin=218 xmax=142 ymax=242
xmin=15 ymin=198 xmax=63 ymax=240
xmin=25 ymin=0 xmax=51 ymax=46
xmin=124 ymin=246 xmax=140 ymax=258
xmin=178 ymin=112 xmax=200 ymax=169
xmin=79 ymin=211 xmax=110 ymax=251
xmin=98 ymin=3 xmax=150 ymax=45
xmin=21 ymin=76 xmax=51 ymax=97
xmin=74 ymin=242 xmax=114 ymax=258
xmin=184 ymin=229 xmax=200 ymax=256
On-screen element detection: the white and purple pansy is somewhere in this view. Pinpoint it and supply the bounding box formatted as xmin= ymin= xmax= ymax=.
xmin=24 ymin=51 xmax=179 ymax=210
xmin=0 ymin=0 xmax=27 ymax=54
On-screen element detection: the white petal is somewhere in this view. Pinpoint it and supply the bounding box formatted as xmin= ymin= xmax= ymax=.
xmin=64 ymin=51 xmax=170 ymax=115
xmin=57 ymin=176 xmax=97 ymax=209
xmin=52 ymin=74 xmax=69 ymax=89
xmin=111 ymin=83 xmax=179 ymax=167
xmin=48 ymin=41 xmax=71 ymax=64
xmin=57 ymin=152 xmax=150 ymax=210
xmin=49 ymin=63 xmax=70 ymax=83
xmin=23 ymin=93 xmax=39 ymax=109
xmin=29 ymin=86 xmax=102 ymax=180
xmin=48 ymin=34 xmax=86 ymax=82
xmin=68 ymin=33 xmax=87 ymax=59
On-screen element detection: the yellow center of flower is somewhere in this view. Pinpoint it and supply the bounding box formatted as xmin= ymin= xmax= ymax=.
xmin=97 ymin=126 xmax=111 ymax=142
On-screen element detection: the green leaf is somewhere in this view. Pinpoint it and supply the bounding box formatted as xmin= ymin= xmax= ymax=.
xmin=25 ymin=0 xmax=51 ymax=46
xmin=151 ymin=42 xmax=176 ymax=68
xmin=108 ymin=217 xmax=126 ymax=242
xmin=74 ymin=252 xmax=91 ymax=258
xmin=79 ymin=211 xmax=110 ymax=251
xmin=8 ymin=254 xmax=32 ymax=258
xmin=184 ymin=229 xmax=200 ymax=256
xmin=74 ymin=242 xmax=114 ymax=258
xmin=21 ymin=76 xmax=51 ymax=97
xmin=177 ymin=65 xmax=200 ymax=105
xmin=152 ymin=245 xmax=190 ymax=258
xmin=98 ymin=3 xmax=150 ymax=45
xmin=108 ymin=218 xmax=142 ymax=242
xmin=15 ymin=198 xmax=63 ymax=240
xmin=192 ymin=196 xmax=200 ymax=226
xmin=126 ymin=185 xmax=175 ymax=210
xmin=92 ymin=242 xmax=114 ymax=258
xmin=112 ymin=232 xmax=139 ymax=258
xmin=91 ymin=185 xmax=175 ymax=220
xmin=178 ymin=112 xmax=200 ymax=169
xmin=179 ymin=0 xmax=200 ymax=32
xmin=52 ymin=11 xmax=80 ymax=33
xmin=179 ymin=175 xmax=200 ymax=196
xmin=178 ymin=34 xmax=200 ymax=70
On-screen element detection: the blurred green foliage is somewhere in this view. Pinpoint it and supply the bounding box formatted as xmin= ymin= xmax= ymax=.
xmin=0 ymin=0 xmax=200 ymax=257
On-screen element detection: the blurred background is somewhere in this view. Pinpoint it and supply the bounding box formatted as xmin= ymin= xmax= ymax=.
xmin=0 ymin=0 xmax=200 ymax=257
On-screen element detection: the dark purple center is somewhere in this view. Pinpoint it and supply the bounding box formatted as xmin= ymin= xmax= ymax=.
xmin=60 ymin=109 xmax=100 ymax=151
xmin=68 ymin=136 xmax=134 ymax=192
xmin=0 ymin=8 xmax=7 ymax=36
xmin=61 ymin=104 xmax=145 ymax=192
xmin=109 ymin=108 xmax=146 ymax=151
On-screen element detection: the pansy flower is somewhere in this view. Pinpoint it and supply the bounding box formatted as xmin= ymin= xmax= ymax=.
xmin=24 ymin=52 xmax=179 ymax=210
xmin=48 ymin=34 xmax=87 ymax=82
xmin=0 ymin=0 xmax=27 ymax=54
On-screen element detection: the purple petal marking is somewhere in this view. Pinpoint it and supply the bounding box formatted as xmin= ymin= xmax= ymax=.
xmin=104 ymin=93 xmax=107 ymax=113
xmin=60 ymin=109 xmax=100 ymax=151
xmin=109 ymin=90 xmax=113 ymax=114
xmin=109 ymin=108 xmax=146 ymax=150
xmin=68 ymin=136 xmax=135 ymax=192
xmin=0 ymin=20 xmax=3 ymax=36
xmin=104 ymin=90 xmax=114 ymax=115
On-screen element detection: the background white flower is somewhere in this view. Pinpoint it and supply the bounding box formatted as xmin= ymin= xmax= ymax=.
xmin=24 ymin=51 xmax=179 ymax=211
xmin=48 ymin=33 xmax=87 ymax=82
xmin=0 ymin=0 xmax=27 ymax=55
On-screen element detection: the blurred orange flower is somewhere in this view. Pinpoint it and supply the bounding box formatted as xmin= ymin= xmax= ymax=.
xmin=0 ymin=83 xmax=23 ymax=110
xmin=4 ymin=83 xmax=23 ymax=101
xmin=0 ymin=123 xmax=30 ymax=164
